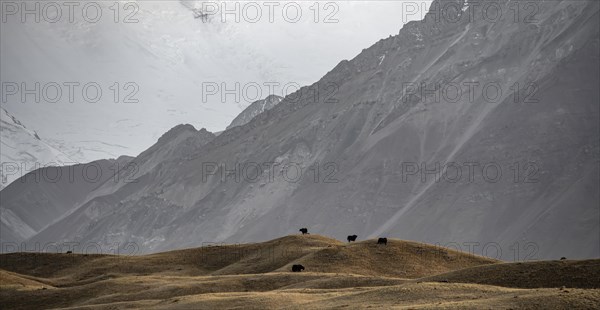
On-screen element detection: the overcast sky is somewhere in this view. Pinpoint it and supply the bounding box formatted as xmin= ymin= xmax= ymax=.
xmin=1 ymin=0 xmax=432 ymax=161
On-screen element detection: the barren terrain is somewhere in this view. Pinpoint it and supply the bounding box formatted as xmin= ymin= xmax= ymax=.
xmin=1 ymin=235 xmax=599 ymax=309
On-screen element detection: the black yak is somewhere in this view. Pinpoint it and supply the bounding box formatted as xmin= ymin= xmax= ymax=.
xmin=299 ymin=228 xmax=308 ymax=235
xmin=292 ymin=264 xmax=305 ymax=272
xmin=560 ymin=257 xmax=567 ymax=260
xmin=377 ymin=237 xmax=387 ymax=245
xmin=66 ymin=251 xmax=73 ymax=254
xmin=347 ymin=235 xmax=358 ymax=242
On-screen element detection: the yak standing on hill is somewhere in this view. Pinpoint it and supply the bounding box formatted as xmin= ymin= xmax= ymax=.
xmin=347 ymin=235 xmax=358 ymax=242
xmin=299 ymin=228 xmax=308 ymax=235
xmin=292 ymin=264 xmax=305 ymax=272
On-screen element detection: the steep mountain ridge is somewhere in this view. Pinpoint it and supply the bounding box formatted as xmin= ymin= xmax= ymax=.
xmin=226 ymin=95 xmax=284 ymax=129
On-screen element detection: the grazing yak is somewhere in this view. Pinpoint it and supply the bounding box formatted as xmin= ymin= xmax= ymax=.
xmin=377 ymin=237 xmax=387 ymax=245
xmin=299 ymin=228 xmax=308 ymax=235
xmin=347 ymin=235 xmax=358 ymax=242
xmin=560 ymin=257 xmax=567 ymax=260
xmin=292 ymin=264 xmax=305 ymax=272
xmin=66 ymin=251 xmax=73 ymax=254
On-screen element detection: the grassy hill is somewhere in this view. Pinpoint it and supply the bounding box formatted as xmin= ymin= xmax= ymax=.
xmin=1 ymin=235 xmax=599 ymax=309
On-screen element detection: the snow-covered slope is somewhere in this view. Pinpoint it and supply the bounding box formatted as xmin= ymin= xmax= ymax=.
xmin=227 ymin=95 xmax=283 ymax=129
xmin=0 ymin=108 xmax=75 ymax=190
xmin=9 ymin=0 xmax=600 ymax=260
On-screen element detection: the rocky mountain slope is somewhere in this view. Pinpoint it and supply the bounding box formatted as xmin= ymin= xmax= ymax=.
xmin=0 ymin=156 xmax=133 ymax=245
xmin=227 ymin=95 xmax=283 ymax=129
xmin=5 ymin=0 xmax=599 ymax=260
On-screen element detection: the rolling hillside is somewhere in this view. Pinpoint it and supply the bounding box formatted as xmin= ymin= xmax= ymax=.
xmin=1 ymin=235 xmax=598 ymax=309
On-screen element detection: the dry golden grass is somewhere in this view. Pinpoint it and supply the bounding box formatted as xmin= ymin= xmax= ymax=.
xmin=0 ymin=270 xmax=50 ymax=291
xmin=1 ymin=235 xmax=598 ymax=309
xmin=420 ymin=259 xmax=600 ymax=289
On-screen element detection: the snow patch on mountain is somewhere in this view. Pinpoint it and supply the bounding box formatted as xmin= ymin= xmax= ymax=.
xmin=0 ymin=108 xmax=76 ymax=189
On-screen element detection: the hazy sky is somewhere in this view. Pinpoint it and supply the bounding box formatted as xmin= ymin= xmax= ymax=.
xmin=1 ymin=0 xmax=432 ymax=161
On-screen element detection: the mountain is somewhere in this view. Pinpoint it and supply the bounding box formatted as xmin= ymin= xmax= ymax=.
xmin=0 ymin=108 xmax=76 ymax=190
xmin=9 ymin=0 xmax=600 ymax=260
xmin=0 ymin=156 xmax=133 ymax=245
xmin=227 ymin=95 xmax=283 ymax=129
xmin=13 ymin=125 xmax=216 ymax=251
xmin=0 ymin=108 xmax=134 ymax=243
xmin=0 ymin=1 xmax=416 ymax=162
xmin=0 ymin=123 xmax=214 ymax=247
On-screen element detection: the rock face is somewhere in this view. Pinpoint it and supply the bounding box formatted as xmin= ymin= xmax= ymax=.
xmin=227 ymin=95 xmax=284 ymax=130
xmin=5 ymin=0 xmax=599 ymax=259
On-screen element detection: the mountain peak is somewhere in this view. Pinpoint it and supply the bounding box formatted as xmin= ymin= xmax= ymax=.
xmin=158 ymin=124 xmax=198 ymax=141
xmin=169 ymin=123 xmax=197 ymax=133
